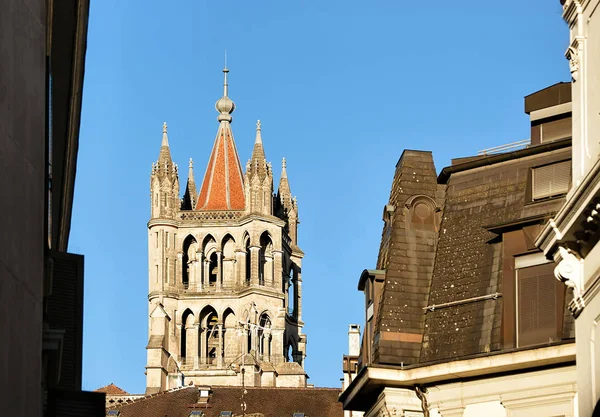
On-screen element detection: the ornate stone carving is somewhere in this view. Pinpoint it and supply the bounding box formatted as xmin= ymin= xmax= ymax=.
xmin=566 ymin=45 xmax=579 ymax=82
xmin=554 ymin=246 xmax=585 ymax=315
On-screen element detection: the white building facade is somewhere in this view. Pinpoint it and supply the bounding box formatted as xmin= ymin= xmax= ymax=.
xmin=536 ymin=1 xmax=600 ymax=416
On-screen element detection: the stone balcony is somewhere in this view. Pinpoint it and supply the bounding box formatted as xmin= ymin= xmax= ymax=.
xmin=179 ymin=354 xmax=285 ymax=371
xmin=160 ymin=280 xmax=281 ymax=295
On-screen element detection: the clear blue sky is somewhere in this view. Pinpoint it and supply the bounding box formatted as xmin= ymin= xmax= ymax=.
xmin=71 ymin=0 xmax=570 ymax=393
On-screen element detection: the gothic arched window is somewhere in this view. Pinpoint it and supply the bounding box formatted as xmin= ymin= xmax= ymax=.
xmin=258 ymin=313 xmax=272 ymax=360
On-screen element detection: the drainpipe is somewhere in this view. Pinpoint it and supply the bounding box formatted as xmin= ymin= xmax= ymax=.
xmin=415 ymin=386 xmax=430 ymax=417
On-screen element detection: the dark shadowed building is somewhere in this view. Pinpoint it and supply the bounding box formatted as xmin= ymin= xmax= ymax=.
xmin=340 ymin=83 xmax=577 ymax=417
xmin=1 ymin=1 xmax=104 ymax=416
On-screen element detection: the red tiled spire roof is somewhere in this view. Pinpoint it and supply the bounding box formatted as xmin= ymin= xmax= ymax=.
xmin=95 ymin=383 xmax=129 ymax=395
xmin=196 ymin=68 xmax=245 ymax=211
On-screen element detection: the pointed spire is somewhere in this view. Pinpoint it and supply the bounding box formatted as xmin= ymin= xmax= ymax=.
xmin=278 ymin=157 xmax=292 ymax=208
xmin=151 ymin=122 xmax=179 ymax=220
xmin=255 ymin=120 xmax=263 ymax=144
xmin=249 ymin=120 xmax=267 ymax=177
xmin=197 ymin=68 xmax=245 ymax=211
xmin=158 ymin=121 xmax=173 ymax=167
xmin=162 ymin=122 xmax=169 ymax=146
xmin=182 ymin=158 xmax=198 ymax=210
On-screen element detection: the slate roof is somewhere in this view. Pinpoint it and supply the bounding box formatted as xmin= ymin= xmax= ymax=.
xmin=109 ymin=386 xmax=343 ymax=417
xmin=373 ymin=150 xmax=441 ymax=365
xmin=367 ymin=139 xmax=575 ymax=367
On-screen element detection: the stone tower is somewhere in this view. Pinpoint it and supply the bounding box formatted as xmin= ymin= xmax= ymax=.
xmin=146 ymin=67 xmax=307 ymax=394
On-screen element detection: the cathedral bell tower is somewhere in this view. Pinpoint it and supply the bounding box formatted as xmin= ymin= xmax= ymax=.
xmin=146 ymin=67 xmax=307 ymax=394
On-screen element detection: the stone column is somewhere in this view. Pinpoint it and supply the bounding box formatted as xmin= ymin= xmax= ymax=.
xmin=217 ymin=324 xmax=224 ymax=367
xmin=284 ymin=276 xmax=290 ymax=311
xmin=200 ymin=326 xmax=206 ymax=365
xmin=193 ymin=324 xmax=200 ymax=369
xmin=252 ymin=325 xmax=259 ymax=352
xmin=242 ymin=327 xmax=249 ymax=354
xmin=203 ymin=259 xmax=209 ymax=287
xmin=295 ymin=268 xmax=302 ymax=322
xmin=272 ymin=250 xmax=283 ymax=292
xmin=189 ymin=260 xmax=196 ymax=291
xmin=197 ymin=251 xmax=204 ymax=291
xmin=250 ymin=246 xmax=260 ymax=286
xmin=158 ymin=230 xmax=164 ymax=290
xmin=186 ymin=322 xmax=198 ymax=369
xmin=264 ymin=255 xmax=273 ymax=286
xmin=235 ymin=250 xmax=246 ymax=286
xmin=216 ymin=251 xmax=222 ymax=290
xmin=176 ymin=252 xmax=183 ymax=288
xmin=271 ymin=329 xmax=284 ymax=364
xmin=175 ymin=324 xmax=182 ymax=362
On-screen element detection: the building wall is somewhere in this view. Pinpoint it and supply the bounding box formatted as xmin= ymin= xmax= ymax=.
xmin=361 ymin=358 xmax=576 ymax=417
xmin=568 ymin=0 xmax=600 ymax=189
xmin=562 ymin=1 xmax=600 ymax=415
xmin=0 ymin=1 xmax=46 ymax=416
xmin=426 ymin=363 xmax=577 ymax=417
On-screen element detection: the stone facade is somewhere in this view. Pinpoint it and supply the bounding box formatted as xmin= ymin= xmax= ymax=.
xmin=146 ymin=68 xmax=307 ymax=393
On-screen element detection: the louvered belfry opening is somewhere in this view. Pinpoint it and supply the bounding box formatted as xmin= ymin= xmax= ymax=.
xmin=532 ymin=160 xmax=571 ymax=200
xmin=516 ymin=263 xmax=563 ymax=348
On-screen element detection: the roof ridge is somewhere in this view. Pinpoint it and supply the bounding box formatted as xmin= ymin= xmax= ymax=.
xmin=210 ymin=385 xmax=342 ymax=391
xmin=106 ymin=386 xmax=196 ymax=409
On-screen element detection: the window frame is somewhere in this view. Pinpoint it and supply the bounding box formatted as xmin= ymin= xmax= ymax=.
xmin=514 ymin=253 xmax=565 ymax=348
xmin=531 ymin=159 xmax=571 ymax=201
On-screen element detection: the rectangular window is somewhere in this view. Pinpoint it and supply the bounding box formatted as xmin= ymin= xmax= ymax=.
xmin=540 ymin=117 xmax=571 ymax=143
xmin=166 ymin=232 xmax=169 ymax=248
xmin=155 ymin=232 xmax=159 ymax=248
xmin=516 ymin=263 xmax=563 ymax=347
xmin=532 ymin=160 xmax=571 ymax=200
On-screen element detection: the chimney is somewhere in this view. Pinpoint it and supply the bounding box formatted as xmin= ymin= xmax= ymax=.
xmin=348 ymin=324 xmax=360 ymax=356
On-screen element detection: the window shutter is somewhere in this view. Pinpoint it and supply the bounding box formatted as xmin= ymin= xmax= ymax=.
xmin=46 ymin=251 xmax=84 ymax=390
xmin=517 ymin=264 xmax=559 ymax=347
xmin=46 ymin=389 xmax=105 ymax=417
xmin=532 ymin=160 xmax=571 ymax=200
xmin=540 ymin=117 xmax=571 ymax=143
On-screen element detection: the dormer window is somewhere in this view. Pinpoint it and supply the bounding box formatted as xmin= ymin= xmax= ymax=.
xmin=516 ymin=262 xmax=563 ymax=347
xmin=532 ymin=160 xmax=571 ymax=200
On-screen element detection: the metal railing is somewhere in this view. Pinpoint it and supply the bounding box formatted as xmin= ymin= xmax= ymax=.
xmin=478 ymin=139 xmax=530 ymax=156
